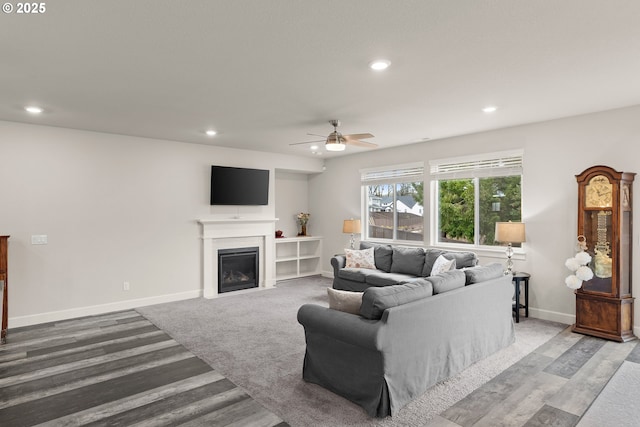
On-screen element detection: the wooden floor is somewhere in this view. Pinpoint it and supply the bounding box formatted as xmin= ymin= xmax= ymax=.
xmin=0 ymin=310 xmax=287 ymax=427
xmin=3 ymin=310 xmax=639 ymax=427
xmin=429 ymin=325 xmax=640 ymax=427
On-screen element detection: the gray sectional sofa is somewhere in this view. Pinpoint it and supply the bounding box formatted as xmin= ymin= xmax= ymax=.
xmin=331 ymin=241 xmax=480 ymax=291
xmin=298 ymin=242 xmax=515 ymax=417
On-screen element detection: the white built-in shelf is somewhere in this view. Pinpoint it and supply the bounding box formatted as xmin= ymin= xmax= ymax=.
xmin=275 ymin=236 xmax=322 ymax=280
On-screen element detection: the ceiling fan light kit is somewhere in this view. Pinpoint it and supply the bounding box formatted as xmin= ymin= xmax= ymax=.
xmin=325 ymin=140 xmax=346 ymax=151
xmin=290 ymin=119 xmax=377 ymax=152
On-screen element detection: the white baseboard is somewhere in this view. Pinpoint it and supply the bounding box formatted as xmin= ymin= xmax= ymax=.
xmin=527 ymin=307 xmax=574 ymax=325
xmin=321 ymin=269 xmax=333 ymax=279
xmin=9 ymin=289 xmax=202 ymax=329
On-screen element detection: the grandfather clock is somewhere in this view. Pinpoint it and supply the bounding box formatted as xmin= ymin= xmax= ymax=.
xmin=573 ymin=166 xmax=635 ymax=342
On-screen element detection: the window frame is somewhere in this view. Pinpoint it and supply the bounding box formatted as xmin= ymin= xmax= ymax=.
xmin=429 ymin=150 xmax=524 ymax=251
xmin=361 ymin=162 xmax=425 ymax=244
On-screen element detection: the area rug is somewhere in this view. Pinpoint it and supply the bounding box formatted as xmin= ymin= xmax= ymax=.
xmin=137 ymin=276 xmax=567 ymax=426
xmin=576 ymin=360 xmax=640 ymax=427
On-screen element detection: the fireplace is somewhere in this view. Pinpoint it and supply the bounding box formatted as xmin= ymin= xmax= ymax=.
xmin=218 ymin=247 xmax=259 ymax=293
xmin=198 ymin=217 xmax=277 ymax=298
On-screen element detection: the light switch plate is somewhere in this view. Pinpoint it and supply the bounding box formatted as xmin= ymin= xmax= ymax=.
xmin=31 ymin=235 xmax=48 ymax=245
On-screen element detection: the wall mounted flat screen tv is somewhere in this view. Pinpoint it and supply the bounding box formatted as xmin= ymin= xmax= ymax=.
xmin=210 ymin=166 xmax=269 ymax=205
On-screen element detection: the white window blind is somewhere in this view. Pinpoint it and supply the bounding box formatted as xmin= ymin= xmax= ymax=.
xmin=361 ymin=162 xmax=424 ymax=185
xmin=429 ymin=150 xmax=523 ymax=180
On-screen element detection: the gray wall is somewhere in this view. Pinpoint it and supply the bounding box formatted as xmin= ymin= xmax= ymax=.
xmin=0 ymin=121 xmax=322 ymax=326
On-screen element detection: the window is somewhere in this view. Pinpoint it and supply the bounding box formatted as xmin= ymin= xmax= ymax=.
xmin=430 ymin=150 xmax=523 ymax=247
xmin=362 ymin=163 xmax=424 ymax=242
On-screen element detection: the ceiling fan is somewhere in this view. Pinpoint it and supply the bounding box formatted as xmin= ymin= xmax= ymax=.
xmin=290 ymin=119 xmax=377 ymax=152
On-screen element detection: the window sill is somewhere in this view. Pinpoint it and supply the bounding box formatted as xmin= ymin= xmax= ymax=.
xmin=431 ymin=242 xmax=526 ymax=261
xmin=362 ymin=239 xmax=526 ymax=261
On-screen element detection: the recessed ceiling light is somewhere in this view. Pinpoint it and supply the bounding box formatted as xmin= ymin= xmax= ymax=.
xmin=205 ymin=129 xmax=217 ymax=137
xmin=310 ymin=145 xmax=319 ymax=150
xmin=25 ymin=106 xmax=43 ymax=114
xmin=482 ymin=106 xmax=497 ymax=113
xmin=369 ymin=59 xmax=391 ymax=71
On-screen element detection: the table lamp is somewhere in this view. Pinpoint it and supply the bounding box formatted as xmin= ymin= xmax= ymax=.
xmin=343 ymin=219 xmax=361 ymax=249
xmin=495 ymin=221 xmax=526 ymax=274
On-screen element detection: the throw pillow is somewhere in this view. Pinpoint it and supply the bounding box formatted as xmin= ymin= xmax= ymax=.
xmin=345 ymin=247 xmax=376 ymax=269
xmin=431 ymin=254 xmax=456 ymax=275
xmin=327 ymin=287 xmax=363 ymax=315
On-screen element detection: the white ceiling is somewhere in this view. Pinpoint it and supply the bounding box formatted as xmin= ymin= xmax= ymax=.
xmin=2 ymin=1 xmax=640 ymax=158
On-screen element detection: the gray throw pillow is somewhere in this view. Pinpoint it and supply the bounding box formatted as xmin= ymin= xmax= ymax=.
xmin=429 ymin=270 xmax=466 ymax=294
xmin=390 ymin=246 xmax=425 ymax=276
xmin=359 ymin=241 xmax=393 ymax=273
xmin=360 ymin=279 xmax=434 ymax=320
xmin=464 ymin=262 xmax=504 ymax=285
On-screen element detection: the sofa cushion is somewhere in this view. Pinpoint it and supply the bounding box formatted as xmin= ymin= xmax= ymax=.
xmin=327 ymin=288 xmax=363 ymax=315
xmin=445 ymin=251 xmax=478 ymax=269
xmin=464 ymin=262 xmax=504 ymax=285
xmin=365 ymin=272 xmax=417 ymax=287
xmin=338 ymin=268 xmax=381 ymax=283
xmin=360 ymin=241 xmax=393 ymax=272
xmin=430 ymin=254 xmax=456 ymax=275
xmin=390 ymin=246 xmax=426 ymax=276
xmin=360 ymin=280 xmax=434 ymax=320
xmin=345 ymin=247 xmax=376 ymax=269
xmin=429 ymin=270 xmax=466 ymax=294
xmin=423 ymin=249 xmax=478 ymax=276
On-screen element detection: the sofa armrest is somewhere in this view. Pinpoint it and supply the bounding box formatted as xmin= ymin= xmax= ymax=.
xmin=297 ymin=304 xmax=382 ymax=350
xmin=330 ymin=255 xmax=346 ymax=277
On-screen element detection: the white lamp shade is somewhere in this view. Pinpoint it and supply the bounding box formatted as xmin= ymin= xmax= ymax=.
xmin=495 ymin=222 xmax=526 ymax=243
xmin=343 ymin=219 xmax=361 ymax=234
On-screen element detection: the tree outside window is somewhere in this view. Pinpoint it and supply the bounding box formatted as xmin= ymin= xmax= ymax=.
xmin=438 ymin=176 xmax=521 ymax=246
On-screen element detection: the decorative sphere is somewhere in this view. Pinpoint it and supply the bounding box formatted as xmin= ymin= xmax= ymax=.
xmin=565 ymin=257 xmax=581 ymax=271
xmin=565 ymin=275 xmax=583 ymax=289
xmin=575 ymin=251 xmax=592 ymax=266
xmin=576 ymin=266 xmax=594 ymax=281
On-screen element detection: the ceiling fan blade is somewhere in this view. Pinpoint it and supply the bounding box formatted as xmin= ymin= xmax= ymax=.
xmin=346 ymin=139 xmax=378 ymax=148
xmin=307 ymin=133 xmax=327 ymax=138
xmin=289 ymin=139 xmax=325 ymax=146
xmin=343 ymin=133 xmax=374 ymax=140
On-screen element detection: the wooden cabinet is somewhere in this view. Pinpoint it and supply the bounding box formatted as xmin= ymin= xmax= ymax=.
xmin=1 ymin=235 xmax=8 ymax=344
xmin=573 ymin=166 xmax=635 ymax=342
xmin=275 ymin=237 xmax=322 ymax=280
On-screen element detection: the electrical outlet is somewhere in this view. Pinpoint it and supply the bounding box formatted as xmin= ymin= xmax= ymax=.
xmin=31 ymin=235 xmax=48 ymax=245
xmin=123 ymin=281 xmax=130 ymax=291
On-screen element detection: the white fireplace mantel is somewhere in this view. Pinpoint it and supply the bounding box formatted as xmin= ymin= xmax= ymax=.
xmin=198 ymin=217 xmax=278 ymax=298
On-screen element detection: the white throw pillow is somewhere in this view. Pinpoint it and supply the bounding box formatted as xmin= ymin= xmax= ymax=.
xmin=431 ymin=254 xmax=456 ymax=275
xmin=327 ymin=288 xmax=363 ymax=315
xmin=345 ymin=247 xmax=376 ymax=269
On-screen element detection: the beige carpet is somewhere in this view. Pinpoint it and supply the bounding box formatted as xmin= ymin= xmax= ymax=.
xmin=137 ymin=276 xmax=567 ymax=426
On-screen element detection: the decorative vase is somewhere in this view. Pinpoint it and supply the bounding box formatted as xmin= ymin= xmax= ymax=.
xmin=299 ymin=224 xmax=307 ymax=236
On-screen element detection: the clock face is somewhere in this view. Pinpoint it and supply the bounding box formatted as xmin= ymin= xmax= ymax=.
xmin=585 ymin=175 xmax=613 ymax=208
